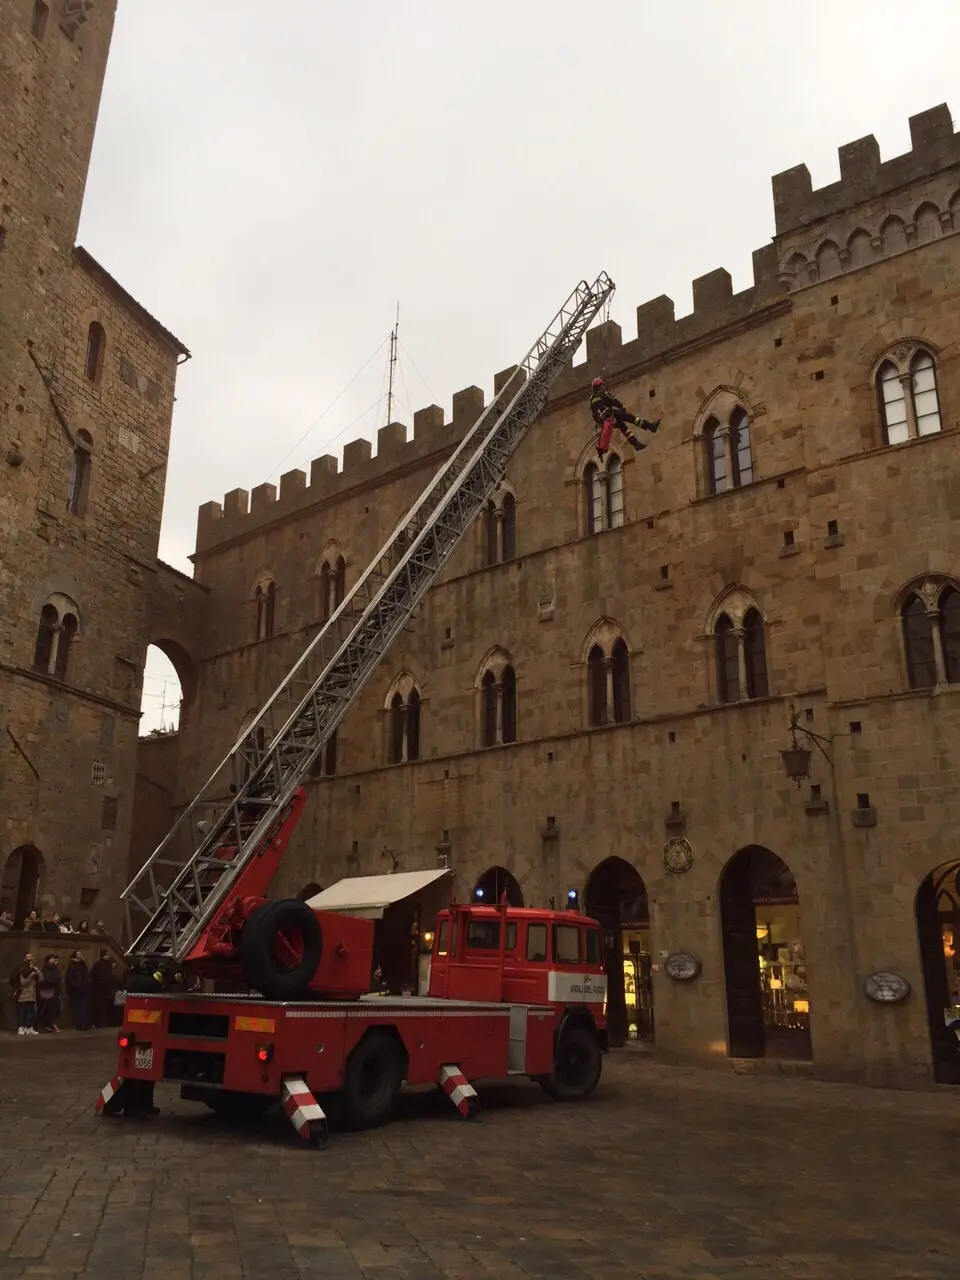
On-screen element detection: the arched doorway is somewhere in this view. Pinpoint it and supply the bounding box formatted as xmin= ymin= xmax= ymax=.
xmin=472 ymin=866 xmax=524 ymax=907
xmin=297 ymin=882 xmax=323 ymax=902
xmin=916 ymin=860 xmax=960 ymax=1084
xmin=1 ymin=845 xmax=44 ymax=926
xmin=720 ymin=846 xmax=811 ymax=1061
xmin=584 ymin=856 xmax=651 ymax=1047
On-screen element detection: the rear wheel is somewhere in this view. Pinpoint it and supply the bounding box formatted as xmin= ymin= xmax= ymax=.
xmin=240 ymin=898 xmax=323 ymax=1000
xmin=341 ymin=1031 xmax=405 ymax=1129
xmin=540 ymin=1023 xmax=602 ymax=1102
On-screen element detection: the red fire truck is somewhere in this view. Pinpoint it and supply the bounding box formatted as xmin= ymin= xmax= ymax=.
xmin=96 ymin=275 xmax=616 ymax=1146
xmin=98 ymin=884 xmax=608 ymax=1145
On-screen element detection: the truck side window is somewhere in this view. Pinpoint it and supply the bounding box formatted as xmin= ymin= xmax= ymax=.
xmin=466 ymin=919 xmax=501 ymax=949
xmin=526 ymin=922 xmax=547 ymax=962
xmin=553 ymin=924 xmax=581 ymax=964
xmin=437 ymin=920 xmax=449 ymax=956
xmin=585 ymin=928 xmax=602 ymax=966
xmin=505 ymin=923 xmax=517 ymax=950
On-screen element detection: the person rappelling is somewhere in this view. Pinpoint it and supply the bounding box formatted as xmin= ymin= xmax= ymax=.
xmin=590 ymin=376 xmax=661 ymax=461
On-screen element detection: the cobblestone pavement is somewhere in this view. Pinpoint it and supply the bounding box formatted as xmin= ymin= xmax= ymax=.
xmin=0 ymin=1032 xmax=958 ymax=1279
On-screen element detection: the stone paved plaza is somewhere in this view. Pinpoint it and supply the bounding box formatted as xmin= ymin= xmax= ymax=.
xmin=0 ymin=1032 xmax=957 ymax=1279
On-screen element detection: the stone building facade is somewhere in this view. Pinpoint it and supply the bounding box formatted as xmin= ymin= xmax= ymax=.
xmin=0 ymin=0 xmax=204 ymax=930
xmin=175 ymin=104 xmax=960 ymax=1089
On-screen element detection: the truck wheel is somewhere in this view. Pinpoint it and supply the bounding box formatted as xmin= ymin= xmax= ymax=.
xmin=541 ymin=1024 xmax=602 ymax=1102
xmin=204 ymin=1090 xmax=274 ymax=1120
xmin=342 ymin=1031 xmax=404 ymax=1129
xmin=240 ymin=899 xmax=323 ymax=1000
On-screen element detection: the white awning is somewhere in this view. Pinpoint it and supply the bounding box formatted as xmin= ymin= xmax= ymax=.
xmin=305 ymin=868 xmax=452 ymax=919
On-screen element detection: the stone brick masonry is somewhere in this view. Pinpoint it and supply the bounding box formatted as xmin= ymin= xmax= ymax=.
xmin=0 ymin=0 xmax=205 ymax=929
xmin=178 ymin=106 xmax=960 ymax=1089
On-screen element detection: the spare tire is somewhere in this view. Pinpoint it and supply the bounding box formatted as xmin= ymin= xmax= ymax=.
xmin=240 ymin=898 xmax=323 ymax=1000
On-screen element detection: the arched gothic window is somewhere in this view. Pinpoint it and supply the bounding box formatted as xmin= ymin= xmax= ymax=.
xmin=712 ymin=597 xmax=770 ymax=704
xmin=705 ymin=407 xmax=754 ymax=495
xmin=586 ymin=633 xmax=632 ymax=726
xmin=387 ymin=684 xmax=422 ymax=763
xmin=877 ymin=348 xmax=942 ymax=445
xmin=479 ymin=658 xmax=518 ymax=746
xmin=484 ymin=492 xmax=518 ymax=565
xmin=32 ymin=596 xmax=79 ymax=681
xmin=583 ymin=454 xmax=625 ymax=535
xmin=318 ymin=555 xmax=346 ymax=621
xmin=255 ymin=580 xmax=276 ymax=641
xmin=901 ymin=581 xmax=960 ymax=688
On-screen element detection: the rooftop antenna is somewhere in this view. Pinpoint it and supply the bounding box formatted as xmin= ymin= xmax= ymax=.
xmin=385 ymin=302 xmax=399 ymax=428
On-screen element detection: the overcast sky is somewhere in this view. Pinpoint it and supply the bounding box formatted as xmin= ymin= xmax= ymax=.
xmin=80 ymin=2 xmax=960 ymax=730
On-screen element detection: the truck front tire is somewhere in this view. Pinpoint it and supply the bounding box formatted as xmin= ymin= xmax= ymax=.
xmin=540 ymin=1023 xmax=602 ymax=1102
xmin=240 ymin=898 xmax=323 ymax=1000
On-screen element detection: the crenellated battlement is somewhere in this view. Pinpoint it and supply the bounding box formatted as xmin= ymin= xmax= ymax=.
xmin=772 ymin=104 xmax=960 ymax=236
xmin=195 ymin=104 xmax=960 ymax=557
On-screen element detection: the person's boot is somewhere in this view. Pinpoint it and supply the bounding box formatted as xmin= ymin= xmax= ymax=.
xmin=644 ymin=417 xmax=661 ymax=434
xmin=627 ymin=435 xmax=647 ymax=451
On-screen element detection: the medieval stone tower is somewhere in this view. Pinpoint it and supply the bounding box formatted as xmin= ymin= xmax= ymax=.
xmin=0 ymin=0 xmax=203 ymax=928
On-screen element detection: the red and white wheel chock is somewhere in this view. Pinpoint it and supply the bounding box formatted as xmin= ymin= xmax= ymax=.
xmin=438 ymin=1064 xmax=480 ymax=1120
xmin=280 ymin=1075 xmax=327 ymax=1147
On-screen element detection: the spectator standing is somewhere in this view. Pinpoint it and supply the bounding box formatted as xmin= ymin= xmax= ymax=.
xmin=23 ymin=910 xmax=42 ymax=932
xmin=15 ymin=954 xmax=41 ymax=1035
xmin=37 ymin=955 xmax=62 ymax=1032
xmin=0 ymin=910 xmax=13 ymax=933
xmin=90 ymin=949 xmax=116 ymax=1028
xmin=65 ymin=952 xmax=91 ymax=1030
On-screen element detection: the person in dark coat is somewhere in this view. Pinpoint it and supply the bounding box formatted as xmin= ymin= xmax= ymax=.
xmin=589 ymin=375 xmax=661 ymax=460
xmin=89 ymin=950 xmax=117 ymax=1028
xmin=65 ymin=952 xmax=91 ymax=1030
xmin=37 ymin=955 xmax=62 ymax=1032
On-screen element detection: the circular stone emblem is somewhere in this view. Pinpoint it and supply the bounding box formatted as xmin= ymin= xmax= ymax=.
xmin=864 ymin=971 xmax=911 ymax=1003
xmin=663 ymin=837 xmax=693 ymax=875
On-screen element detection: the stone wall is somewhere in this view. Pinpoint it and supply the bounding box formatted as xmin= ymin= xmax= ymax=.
xmin=172 ymin=105 xmax=960 ymax=1087
xmin=0 ymin=1 xmax=204 ymax=931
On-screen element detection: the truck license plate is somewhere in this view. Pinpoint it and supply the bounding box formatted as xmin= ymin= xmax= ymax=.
xmin=134 ymin=1046 xmax=153 ymax=1070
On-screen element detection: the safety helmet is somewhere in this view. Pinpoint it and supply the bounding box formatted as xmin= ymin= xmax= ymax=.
xmin=591 ymin=376 xmax=606 ymax=389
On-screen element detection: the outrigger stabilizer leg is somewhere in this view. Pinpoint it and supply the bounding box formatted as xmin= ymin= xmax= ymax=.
xmin=281 ymin=1075 xmax=327 ymax=1148
xmin=439 ymin=1064 xmax=480 ymax=1121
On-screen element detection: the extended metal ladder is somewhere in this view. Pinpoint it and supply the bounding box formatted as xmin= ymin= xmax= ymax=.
xmin=123 ymin=272 xmax=615 ymax=965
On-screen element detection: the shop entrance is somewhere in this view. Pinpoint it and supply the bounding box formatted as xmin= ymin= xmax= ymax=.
xmin=584 ymin=856 xmax=652 ymax=1048
xmin=916 ymin=860 xmax=960 ymax=1084
xmin=472 ymin=865 xmax=524 ymax=907
xmin=720 ymin=845 xmax=811 ymax=1061
xmin=1 ymin=845 xmax=44 ymax=926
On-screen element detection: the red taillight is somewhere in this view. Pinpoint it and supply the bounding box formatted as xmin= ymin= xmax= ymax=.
xmin=256 ymin=1043 xmax=273 ymax=1063
xmin=118 ymin=1032 xmax=133 ymax=1049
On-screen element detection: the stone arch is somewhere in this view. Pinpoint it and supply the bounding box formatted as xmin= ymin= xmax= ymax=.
xmin=145 ymin=638 xmax=198 ymax=711
xmin=472 ymin=865 xmax=524 ymax=907
xmin=949 ymin=188 xmax=960 ymax=215
xmin=719 ymin=845 xmax=811 ymax=1062
xmin=1 ymin=844 xmax=45 ymax=925
xmin=474 ymin=644 xmax=515 ymax=688
xmin=297 ymin=881 xmax=324 ymax=902
xmin=880 ymin=214 xmax=907 ymax=256
xmin=704 ymin=583 xmax=764 ymax=633
xmin=584 ymin=856 xmax=651 ymax=1047
xmin=914 ymin=201 xmax=941 ymax=244
xmin=315 ymin=540 xmax=345 ymax=576
xmin=846 ymin=227 xmax=873 ymax=269
xmin=579 ymin=615 xmax=632 ymax=663
xmin=692 ymin=384 xmax=757 ymax=439
xmin=815 ymin=239 xmax=842 ymax=279
xmin=782 ymin=250 xmax=807 ymax=286
xmin=383 ymin=669 xmax=423 ymax=708
xmin=915 ymin=860 xmax=960 ymax=1084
